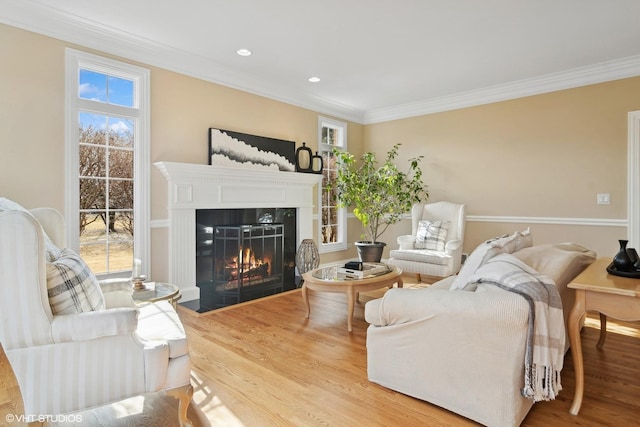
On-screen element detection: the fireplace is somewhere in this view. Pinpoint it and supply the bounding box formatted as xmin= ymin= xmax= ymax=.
xmin=196 ymin=208 xmax=296 ymax=311
xmin=155 ymin=162 xmax=321 ymax=305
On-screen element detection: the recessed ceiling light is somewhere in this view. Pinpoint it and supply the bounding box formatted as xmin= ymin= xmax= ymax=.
xmin=236 ymin=48 xmax=252 ymax=57
xmin=308 ymin=77 xmax=321 ymax=83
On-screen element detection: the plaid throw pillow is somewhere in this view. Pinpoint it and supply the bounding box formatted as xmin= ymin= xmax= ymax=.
xmin=47 ymin=249 xmax=105 ymax=315
xmin=415 ymin=220 xmax=450 ymax=251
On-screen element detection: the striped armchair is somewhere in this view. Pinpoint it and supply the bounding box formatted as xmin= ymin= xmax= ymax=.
xmin=0 ymin=208 xmax=193 ymax=426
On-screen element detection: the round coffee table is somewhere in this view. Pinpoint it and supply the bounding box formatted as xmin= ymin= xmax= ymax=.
xmin=301 ymin=264 xmax=403 ymax=332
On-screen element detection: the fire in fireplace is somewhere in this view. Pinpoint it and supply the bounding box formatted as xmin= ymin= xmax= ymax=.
xmin=227 ymin=246 xmax=272 ymax=283
xmin=195 ymin=208 xmax=296 ymax=312
xmin=213 ymin=223 xmax=283 ymax=296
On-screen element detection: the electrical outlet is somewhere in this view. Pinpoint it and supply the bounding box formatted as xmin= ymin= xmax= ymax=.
xmin=597 ymin=193 xmax=610 ymax=205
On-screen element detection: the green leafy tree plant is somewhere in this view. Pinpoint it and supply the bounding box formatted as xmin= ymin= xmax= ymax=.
xmin=332 ymin=143 xmax=428 ymax=244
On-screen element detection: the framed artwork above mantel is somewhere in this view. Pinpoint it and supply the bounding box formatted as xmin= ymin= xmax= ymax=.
xmin=208 ymin=128 xmax=296 ymax=172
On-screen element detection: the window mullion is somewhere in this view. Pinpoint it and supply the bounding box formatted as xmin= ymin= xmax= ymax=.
xmin=77 ymin=98 xmax=139 ymax=118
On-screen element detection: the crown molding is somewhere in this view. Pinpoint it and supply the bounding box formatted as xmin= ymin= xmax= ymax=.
xmin=0 ymin=0 xmax=367 ymax=123
xmin=2 ymin=0 xmax=639 ymax=125
xmin=363 ymin=55 xmax=640 ymax=124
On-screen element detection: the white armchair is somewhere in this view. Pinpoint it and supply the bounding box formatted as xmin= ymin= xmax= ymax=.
xmin=0 ymin=208 xmax=193 ymax=426
xmin=387 ymin=201 xmax=466 ymax=281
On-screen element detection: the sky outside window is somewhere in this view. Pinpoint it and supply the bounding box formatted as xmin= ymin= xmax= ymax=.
xmin=79 ymin=69 xmax=134 ymax=136
xmin=79 ymin=69 xmax=134 ymax=107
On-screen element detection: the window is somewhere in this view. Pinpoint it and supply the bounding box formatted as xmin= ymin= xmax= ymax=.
xmin=318 ymin=116 xmax=347 ymax=252
xmin=65 ymin=49 xmax=150 ymax=278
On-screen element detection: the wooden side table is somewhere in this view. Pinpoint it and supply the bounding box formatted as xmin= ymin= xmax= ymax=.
xmin=567 ymin=257 xmax=640 ymax=415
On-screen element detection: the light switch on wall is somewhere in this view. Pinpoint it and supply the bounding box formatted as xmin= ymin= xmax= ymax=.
xmin=597 ymin=193 xmax=610 ymax=205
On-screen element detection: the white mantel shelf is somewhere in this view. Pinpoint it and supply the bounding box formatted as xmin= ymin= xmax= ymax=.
xmin=155 ymin=161 xmax=322 ymax=302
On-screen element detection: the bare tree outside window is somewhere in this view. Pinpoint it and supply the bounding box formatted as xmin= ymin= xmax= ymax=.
xmin=78 ymin=112 xmax=135 ymax=273
xmin=67 ymin=49 xmax=150 ymax=278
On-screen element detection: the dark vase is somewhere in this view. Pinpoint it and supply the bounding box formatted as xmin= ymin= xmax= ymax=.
xmin=295 ymin=142 xmax=313 ymax=172
xmin=613 ymin=239 xmax=634 ymax=271
xmin=311 ymin=151 xmax=324 ymax=174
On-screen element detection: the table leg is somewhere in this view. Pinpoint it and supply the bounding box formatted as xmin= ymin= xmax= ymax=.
xmin=596 ymin=312 xmax=607 ymax=349
xmin=347 ymin=288 xmax=355 ymax=332
xmin=301 ymin=283 xmax=310 ymax=319
xmin=568 ymin=291 xmax=586 ymax=416
xmin=397 ymin=277 xmax=404 ymax=288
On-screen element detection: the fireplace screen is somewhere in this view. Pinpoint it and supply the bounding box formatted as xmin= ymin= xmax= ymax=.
xmin=198 ymin=223 xmax=285 ymax=309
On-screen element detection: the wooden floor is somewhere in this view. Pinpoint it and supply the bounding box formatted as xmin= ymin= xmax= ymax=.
xmin=1 ymin=275 xmax=639 ymax=426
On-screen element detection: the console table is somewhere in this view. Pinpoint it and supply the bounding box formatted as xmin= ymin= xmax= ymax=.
xmin=567 ymin=257 xmax=640 ymax=415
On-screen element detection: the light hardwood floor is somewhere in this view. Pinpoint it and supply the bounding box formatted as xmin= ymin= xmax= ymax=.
xmin=1 ymin=275 xmax=639 ymax=426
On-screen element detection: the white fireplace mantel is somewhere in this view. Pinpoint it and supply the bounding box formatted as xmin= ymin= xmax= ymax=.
xmin=155 ymin=161 xmax=322 ymax=301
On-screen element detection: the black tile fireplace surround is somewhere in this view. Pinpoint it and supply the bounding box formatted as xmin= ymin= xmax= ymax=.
xmin=188 ymin=208 xmax=297 ymax=313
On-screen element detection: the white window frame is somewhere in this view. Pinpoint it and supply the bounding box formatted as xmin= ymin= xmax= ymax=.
xmin=65 ymin=48 xmax=150 ymax=278
xmin=317 ymin=116 xmax=348 ymax=253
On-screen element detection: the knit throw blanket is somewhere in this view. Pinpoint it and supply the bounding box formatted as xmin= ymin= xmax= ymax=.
xmin=463 ymin=253 xmax=566 ymax=401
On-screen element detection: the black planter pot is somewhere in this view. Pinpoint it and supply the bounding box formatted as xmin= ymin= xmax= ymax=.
xmin=355 ymin=241 xmax=386 ymax=263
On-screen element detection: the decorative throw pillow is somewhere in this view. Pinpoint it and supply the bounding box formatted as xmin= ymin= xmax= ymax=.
xmin=0 ymin=197 xmax=63 ymax=262
xmin=47 ymin=249 xmax=105 ymax=315
xmin=415 ymin=220 xmax=450 ymax=251
xmin=450 ymin=228 xmax=533 ymax=291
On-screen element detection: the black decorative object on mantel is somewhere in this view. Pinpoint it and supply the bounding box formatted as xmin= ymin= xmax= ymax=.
xmin=295 ymin=142 xmax=324 ymax=174
xmin=295 ymin=142 xmax=313 ymax=172
xmin=606 ymin=239 xmax=640 ymax=278
xmin=311 ymin=151 xmax=323 ymax=174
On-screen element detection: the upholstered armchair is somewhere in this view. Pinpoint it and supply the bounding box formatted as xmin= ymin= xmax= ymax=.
xmin=387 ymin=201 xmax=466 ymax=281
xmin=367 ymin=235 xmax=597 ymax=426
xmin=0 ymin=208 xmax=193 ymax=426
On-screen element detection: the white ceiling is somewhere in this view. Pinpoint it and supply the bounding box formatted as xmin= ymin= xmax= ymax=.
xmin=2 ymin=0 xmax=640 ymax=124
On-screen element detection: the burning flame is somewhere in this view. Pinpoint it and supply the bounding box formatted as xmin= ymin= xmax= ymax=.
xmin=233 ymin=247 xmax=272 ymax=275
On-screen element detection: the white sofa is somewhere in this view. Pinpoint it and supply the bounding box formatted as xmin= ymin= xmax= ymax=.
xmin=365 ymin=237 xmax=596 ymax=427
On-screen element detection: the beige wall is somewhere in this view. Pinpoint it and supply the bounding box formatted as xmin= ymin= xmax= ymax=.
xmin=0 ymin=24 xmax=363 ymax=280
xmin=0 ymin=25 xmax=66 ymax=210
xmin=366 ymin=78 xmax=640 ymax=258
xmin=1 ymin=22 xmax=638 ymax=279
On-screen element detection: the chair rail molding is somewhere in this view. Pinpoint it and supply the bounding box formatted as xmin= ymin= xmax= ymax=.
xmin=396 ymin=213 xmax=626 ymax=227
xmin=466 ymin=215 xmax=627 ymax=227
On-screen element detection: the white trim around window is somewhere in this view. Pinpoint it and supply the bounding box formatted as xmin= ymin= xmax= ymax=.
xmin=65 ymin=48 xmax=151 ymax=278
xmin=317 ymin=116 xmax=348 ymax=253
xmin=628 ymin=111 xmax=640 ymax=248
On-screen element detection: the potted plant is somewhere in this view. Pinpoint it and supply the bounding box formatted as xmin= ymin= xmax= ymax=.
xmin=331 ymin=143 xmax=428 ymax=262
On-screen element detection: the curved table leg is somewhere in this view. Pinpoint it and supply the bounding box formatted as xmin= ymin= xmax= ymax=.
xmin=596 ymin=312 xmax=607 ymax=349
xmin=302 ymin=283 xmax=310 ymax=319
xmin=166 ymin=383 xmax=194 ymax=427
xmin=569 ymin=292 xmax=586 ymax=416
xmin=347 ymin=287 xmax=355 ymax=332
